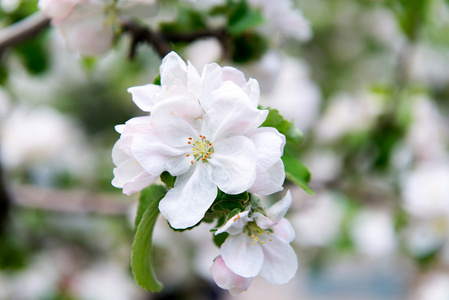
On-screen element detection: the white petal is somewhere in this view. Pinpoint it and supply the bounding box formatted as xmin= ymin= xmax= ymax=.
xmin=132 ymin=131 xmax=190 ymax=176
xmin=210 ymin=256 xmax=252 ymax=296
xmin=273 ymin=218 xmax=296 ymax=243
xmin=251 ymin=212 xmax=275 ymax=230
xmin=244 ymin=78 xmax=260 ymax=107
xmin=209 ymin=136 xmax=257 ymax=194
xmin=127 ymin=84 xmax=162 ymax=112
xmin=122 ymin=171 xmax=156 ymax=195
xmin=250 ymin=127 xmax=285 ymax=169
xmin=221 ymin=234 xmax=264 ymax=278
xmin=216 ymin=210 xmax=252 ymax=235
xmin=187 ymin=62 xmax=202 ymax=98
xmin=159 ymin=163 xmax=217 ymax=229
xmin=160 ymin=51 xmax=188 ymax=87
xmin=248 ymin=161 xmax=285 ymax=196
xmin=150 ymin=96 xmax=203 ymax=148
xmin=266 ymin=190 xmax=292 ymax=222
xmin=58 ymin=5 xmax=113 ymax=56
xmin=259 ymin=234 xmax=298 ymax=284
xmin=203 ymin=97 xmax=268 ymax=141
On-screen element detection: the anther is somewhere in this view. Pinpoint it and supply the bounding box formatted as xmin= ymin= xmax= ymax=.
xmin=191 ymin=161 xmax=194 ymax=164
xmin=186 ymin=154 xmax=190 ymax=157
xmin=261 ymin=241 xmax=264 ymax=245
xmin=269 ymin=239 xmax=272 ymax=242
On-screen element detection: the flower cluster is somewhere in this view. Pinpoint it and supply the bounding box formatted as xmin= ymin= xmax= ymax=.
xmin=112 ymin=51 xmax=294 ymax=293
xmin=211 ymin=191 xmax=297 ymax=295
xmin=38 ymin=0 xmax=157 ymax=55
xmin=112 ymin=51 xmax=285 ymax=229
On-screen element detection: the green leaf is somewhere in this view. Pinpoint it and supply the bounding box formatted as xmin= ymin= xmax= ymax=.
xmin=231 ymin=33 xmax=268 ymax=63
xmin=152 ymin=74 xmax=161 ymax=86
xmin=160 ymin=171 xmax=175 ymax=189
xmin=282 ymin=153 xmax=314 ymax=195
xmin=132 ymin=184 xmax=167 ymax=292
xmin=228 ymin=0 xmax=264 ymax=35
xmin=262 ymin=107 xmax=303 ymax=145
xmin=213 ymin=232 xmax=229 ymax=248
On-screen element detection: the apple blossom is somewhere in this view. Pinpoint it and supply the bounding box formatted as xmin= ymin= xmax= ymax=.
xmin=211 ymin=191 xmax=297 ymax=294
xmin=112 ymin=51 xmax=286 ymax=229
xmin=38 ymin=0 xmax=157 ymax=56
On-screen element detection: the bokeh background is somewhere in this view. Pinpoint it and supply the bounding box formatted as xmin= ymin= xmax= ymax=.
xmin=1 ymin=0 xmax=449 ymax=299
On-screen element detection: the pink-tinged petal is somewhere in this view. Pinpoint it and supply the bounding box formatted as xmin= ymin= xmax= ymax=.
xmin=209 ymin=136 xmax=257 ymax=194
xmin=38 ymin=0 xmax=77 ymax=22
xmin=159 ymin=163 xmax=217 ymax=229
xmin=210 ymin=256 xmax=252 ymax=296
xmin=203 ymin=97 xmax=268 ymax=141
xmin=132 ymin=131 xmax=190 ymax=176
xmin=150 ymin=96 xmax=203 ymax=148
xmin=111 ymin=143 xmax=156 ymax=195
xmin=248 ymin=160 xmax=285 ymax=195
xmin=57 ymin=5 xmax=113 ymax=56
xmin=259 ymin=234 xmax=298 ymax=284
xmin=222 ymin=66 xmax=247 ymax=86
xmin=198 ymin=62 xmax=223 ymax=111
xmin=127 ymin=84 xmax=162 ymax=112
xmin=216 ymin=210 xmax=252 ymax=235
xmin=160 ymin=51 xmax=188 ymax=87
xmin=221 ymin=234 xmax=263 ymax=278
xmin=266 ymin=190 xmax=292 ymax=222
xmin=273 ymin=218 xmax=296 ymax=243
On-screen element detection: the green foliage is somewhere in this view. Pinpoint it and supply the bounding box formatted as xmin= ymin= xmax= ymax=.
xmin=14 ymin=35 xmax=49 ymax=75
xmin=262 ymin=107 xmax=304 ymax=145
xmin=153 ymin=74 xmax=161 ymax=86
xmin=207 ymin=189 xmax=248 ymax=223
xmin=213 ymin=232 xmax=229 ymax=248
xmin=231 ymin=33 xmax=268 ymax=63
xmin=227 ymin=0 xmax=264 ymax=36
xmin=132 ymin=185 xmax=167 ymax=292
xmin=282 ymin=153 xmax=314 ymax=195
xmin=387 ymin=0 xmax=431 ymax=41
xmin=160 ymin=171 xmax=175 ymax=189
xmin=160 ymin=7 xmax=207 ymax=33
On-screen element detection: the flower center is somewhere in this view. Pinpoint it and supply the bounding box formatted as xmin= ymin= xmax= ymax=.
xmin=247 ymin=223 xmax=273 ymax=246
xmin=186 ymin=135 xmax=214 ymax=164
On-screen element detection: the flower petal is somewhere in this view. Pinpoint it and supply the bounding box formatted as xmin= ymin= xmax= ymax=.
xmin=210 ymin=256 xmax=252 ymax=296
xmin=132 ymin=130 xmax=190 ymax=176
xmin=216 ymin=210 xmax=252 ymax=236
xmin=150 ymin=96 xmax=203 ymax=148
xmin=266 ymin=190 xmax=292 ymax=222
xmin=273 ymin=218 xmax=296 ymax=243
xmin=249 ymin=159 xmax=285 ymax=195
xmin=127 ymin=84 xmax=162 ymax=112
xmin=250 ymin=127 xmax=285 ymax=169
xmin=209 ymin=136 xmax=257 ymax=194
xmin=160 ymin=51 xmax=188 ymax=87
xmin=203 ymin=97 xmax=268 ymax=141
xmin=259 ymin=233 xmax=298 ymax=284
xmin=221 ymin=234 xmax=263 ymax=278
xmin=159 ymin=163 xmax=217 ymax=229
xmin=57 ymin=5 xmax=113 ymax=56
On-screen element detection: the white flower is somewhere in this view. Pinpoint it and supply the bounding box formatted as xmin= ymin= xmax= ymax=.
xmin=111 ymin=117 xmax=157 ymax=196
xmin=38 ymin=0 xmax=157 ymax=56
xmin=211 ymin=191 xmax=297 ymax=293
xmin=113 ymin=52 xmax=285 ymax=229
xmin=248 ymin=0 xmax=311 ymax=42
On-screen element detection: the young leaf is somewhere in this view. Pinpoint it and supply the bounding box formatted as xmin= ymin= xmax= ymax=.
xmin=228 ymin=0 xmax=264 ymax=36
xmin=132 ymin=184 xmax=167 ymax=292
xmin=282 ymin=153 xmax=314 ymax=195
xmin=261 ymin=107 xmax=303 ymax=145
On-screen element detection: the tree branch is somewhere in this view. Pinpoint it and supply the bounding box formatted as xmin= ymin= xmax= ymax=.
xmin=0 ymin=12 xmax=50 ymax=53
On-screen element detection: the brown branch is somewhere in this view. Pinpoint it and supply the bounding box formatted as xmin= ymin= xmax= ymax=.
xmin=13 ymin=185 xmax=134 ymax=215
xmin=0 ymin=12 xmax=50 ymax=54
xmin=0 ymin=161 xmax=11 ymax=235
xmin=122 ymin=20 xmax=230 ymax=60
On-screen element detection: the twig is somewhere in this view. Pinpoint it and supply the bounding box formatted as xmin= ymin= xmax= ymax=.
xmin=13 ymin=185 xmax=134 ymax=215
xmin=0 ymin=12 xmax=50 ymax=54
xmin=0 ymin=161 xmax=11 ymax=235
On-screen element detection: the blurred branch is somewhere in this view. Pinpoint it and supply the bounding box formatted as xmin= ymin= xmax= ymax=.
xmin=13 ymin=185 xmax=133 ymax=215
xmin=0 ymin=12 xmax=50 ymax=54
xmin=122 ymin=20 xmax=229 ymax=59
